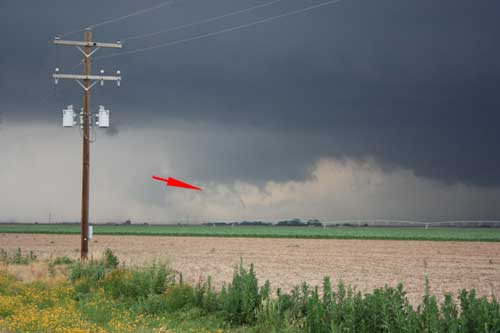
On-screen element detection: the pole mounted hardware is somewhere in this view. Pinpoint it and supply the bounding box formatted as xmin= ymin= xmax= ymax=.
xmin=52 ymin=28 xmax=123 ymax=260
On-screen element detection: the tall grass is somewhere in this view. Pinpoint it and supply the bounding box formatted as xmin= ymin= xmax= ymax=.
xmin=47 ymin=251 xmax=500 ymax=331
xmin=0 ymin=248 xmax=37 ymax=265
xmin=1 ymin=249 xmax=499 ymax=332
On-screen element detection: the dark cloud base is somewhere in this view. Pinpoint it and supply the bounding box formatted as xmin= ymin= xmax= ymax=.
xmin=1 ymin=0 xmax=499 ymax=187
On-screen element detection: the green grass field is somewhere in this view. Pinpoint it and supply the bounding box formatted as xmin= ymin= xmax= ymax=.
xmin=0 ymin=224 xmax=499 ymax=242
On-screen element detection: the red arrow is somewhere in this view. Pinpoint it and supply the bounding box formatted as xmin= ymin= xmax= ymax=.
xmin=152 ymin=176 xmax=202 ymax=191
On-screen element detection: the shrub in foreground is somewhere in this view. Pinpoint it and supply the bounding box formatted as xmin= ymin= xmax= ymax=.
xmin=103 ymin=261 xmax=174 ymax=300
xmin=218 ymin=261 xmax=270 ymax=325
xmin=254 ymin=277 xmax=500 ymax=333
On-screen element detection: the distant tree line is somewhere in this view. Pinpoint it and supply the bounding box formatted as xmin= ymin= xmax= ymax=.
xmin=202 ymin=219 xmax=324 ymax=227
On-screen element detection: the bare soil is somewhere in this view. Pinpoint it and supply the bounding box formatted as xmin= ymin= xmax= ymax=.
xmin=2 ymin=233 xmax=500 ymax=305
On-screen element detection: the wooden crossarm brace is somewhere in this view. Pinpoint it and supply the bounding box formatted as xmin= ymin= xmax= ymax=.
xmin=53 ymin=74 xmax=121 ymax=81
xmin=53 ymin=39 xmax=122 ymax=49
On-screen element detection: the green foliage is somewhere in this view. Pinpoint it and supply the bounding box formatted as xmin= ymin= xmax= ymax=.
xmin=217 ymin=260 xmax=269 ymax=325
xmin=251 ymin=275 xmax=500 ymax=333
xmin=304 ymin=286 xmax=325 ymax=332
xmin=256 ymin=296 xmax=297 ymax=333
xmin=0 ymin=270 xmax=20 ymax=295
xmin=69 ymin=260 xmax=106 ymax=299
xmin=458 ymin=289 xmax=500 ymax=332
xmin=52 ymin=256 xmax=74 ymax=265
xmin=101 ymin=268 xmax=130 ymax=298
xmin=0 ymin=247 xmax=37 ymax=265
xmin=440 ymin=294 xmax=459 ymax=332
xmin=111 ymin=276 xmax=191 ymax=315
xmin=101 ymin=262 xmax=173 ymax=300
xmin=47 ymin=261 xmax=56 ymax=278
xmin=133 ymin=294 xmax=170 ymax=315
xmin=13 ymin=251 xmax=498 ymax=332
xmin=48 ymin=256 xmax=74 ymax=278
xmin=69 ymin=260 xmax=106 ymax=284
xmin=419 ymin=277 xmax=440 ymax=332
xmin=195 ymin=276 xmax=219 ymax=313
xmin=78 ymin=295 xmax=116 ymax=327
xmin=68 ymin=251 xmax=121 ymax=299
xmin=163 ymin=284 xmax=196 ymax=311
xmin=2 ymin=224 xmax=500 ymax=242
xmin=103 ymin=248 xmax=119 ymax=269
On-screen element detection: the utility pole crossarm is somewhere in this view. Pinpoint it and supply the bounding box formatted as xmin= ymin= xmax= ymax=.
xmin=53 ymin=39 xmax=123 ymax=49
xmin=53 ymin=74 xmax=121 ymax=81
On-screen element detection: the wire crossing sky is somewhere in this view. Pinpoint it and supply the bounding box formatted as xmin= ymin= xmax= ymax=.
xmin=121 ymin=0 xmax=287 ymax=42
xmin=58 ymin=0 xmax=188 ymax=37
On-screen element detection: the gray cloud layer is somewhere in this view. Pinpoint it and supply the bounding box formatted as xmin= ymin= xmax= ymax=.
xmin=1 ymin=123 xmax=499 ymax=222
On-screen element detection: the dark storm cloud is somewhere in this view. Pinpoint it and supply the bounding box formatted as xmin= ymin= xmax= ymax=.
xmin=1 ymin=0 xmax=499 ymax=185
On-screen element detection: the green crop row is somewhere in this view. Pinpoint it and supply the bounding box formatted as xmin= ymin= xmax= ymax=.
xmin=1 ymin=224 xmax=500 ymax=242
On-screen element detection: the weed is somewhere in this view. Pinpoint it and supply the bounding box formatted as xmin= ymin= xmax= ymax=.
xmin=47 ymin=262 xmax=56 ymax=278
xmin=195 ymin=276 xmax=219 ymax=313
xmin=102 ymin=261 xmax=174 ymax=300
xmin=2 ymin=253 xmax=500 ymax=332
xmin=0 ymin=248 xmax=37 ymax=265
xmin=52 ymin=256 xmax=74 ymax=265
xmin=219 ymin=260 xmax=267 ymax=325
xmin=103 ymin=248 xmax=119 ymax=269
xmin=164 ymin=284 xmax=196 ymax=311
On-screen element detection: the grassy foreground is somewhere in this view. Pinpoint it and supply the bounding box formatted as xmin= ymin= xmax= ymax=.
xmin=1 ymin=249 xmax=500 ymax=332
xmin=1 ymin=224 xmax=500 ymax=242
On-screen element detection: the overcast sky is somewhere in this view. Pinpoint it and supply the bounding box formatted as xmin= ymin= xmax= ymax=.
xmin=1 ymin=0 xmax=499 ymax=222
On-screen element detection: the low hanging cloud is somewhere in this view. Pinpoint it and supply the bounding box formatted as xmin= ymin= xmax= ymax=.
xmin=168 ymin=159 xmax=500 ymax=222
xmin=1 ymin=122 xmax=498 ymax=223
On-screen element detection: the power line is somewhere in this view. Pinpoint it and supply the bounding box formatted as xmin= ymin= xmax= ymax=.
xmin=95 ymin=0 xmax=343 ymax=62
xmin=59 ymin=0 xmax=187 ymax=37
xmin=90 ymin=0 xmax=186 ymax=29
xmin=122 ymin=0 xmax=286 ymax=42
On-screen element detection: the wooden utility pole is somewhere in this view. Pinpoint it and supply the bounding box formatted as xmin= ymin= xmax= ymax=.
xmin=81 ymin=29 xmax=91 ymax=259
xmin=53 ymin=28 xmax=122 ymax=260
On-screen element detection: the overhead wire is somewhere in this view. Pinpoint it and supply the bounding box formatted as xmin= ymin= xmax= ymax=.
xmin=58 ymin=0 xmax=187 ymax=38
xmin=94 ymin=0 xmax=343 ymax=62
xmin=122 ymin=0 xmax=286 ymax=42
